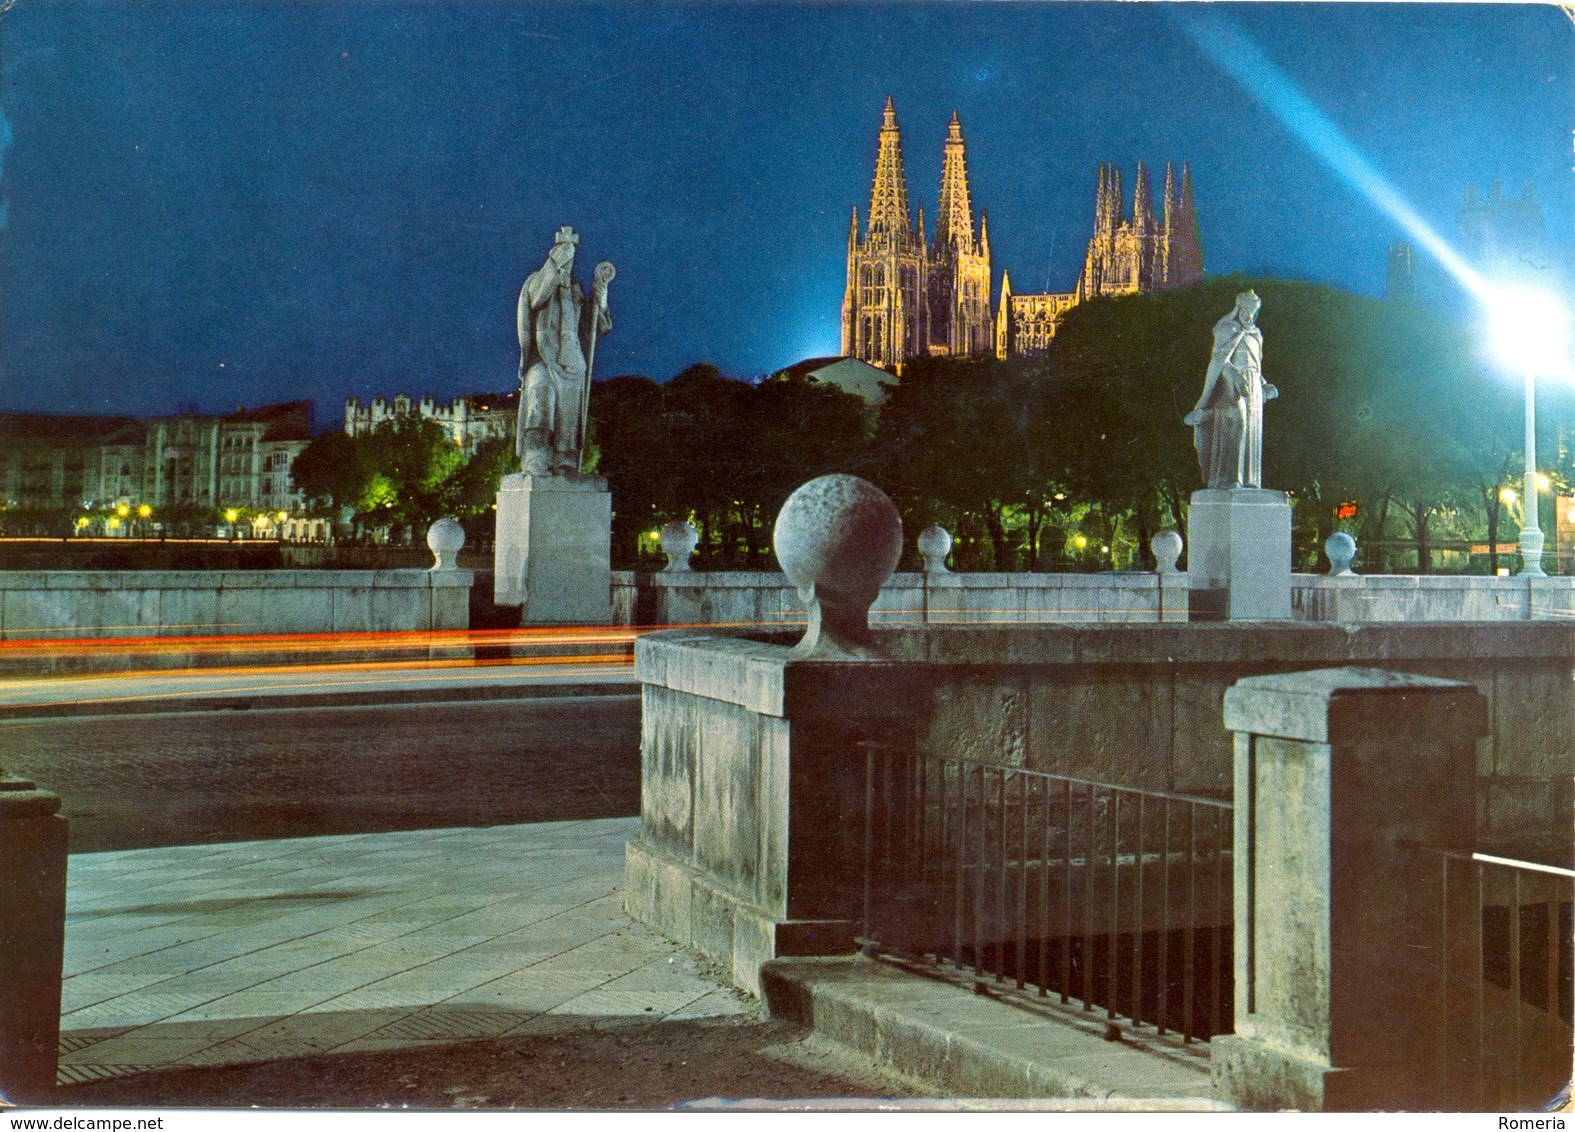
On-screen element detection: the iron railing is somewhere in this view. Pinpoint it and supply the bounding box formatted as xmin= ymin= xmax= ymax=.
xmin=1411 ymin=844 xmax=1574 ymax=1111
xmin=862 ymin=743 xmax=1233 ymax=1042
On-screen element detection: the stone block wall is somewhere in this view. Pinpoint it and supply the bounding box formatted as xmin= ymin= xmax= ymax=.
xmin=615 ymin=569 xmax=1575 ymax=627
xmin=629 ymin=621 xmax=1574 ymax=991
xmin=612 ymin=569 xmax=1189 ymax=627
xmin=0 ymin=569 xmax=472 ymax=641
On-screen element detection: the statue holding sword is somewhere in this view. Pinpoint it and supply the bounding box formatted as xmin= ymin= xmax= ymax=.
xmin=515 ymin=226 xmax=615 ymax=477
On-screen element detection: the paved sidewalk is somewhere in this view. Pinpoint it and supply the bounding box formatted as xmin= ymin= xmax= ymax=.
xmin=58 ymin=816 xmax=750 ymax=1085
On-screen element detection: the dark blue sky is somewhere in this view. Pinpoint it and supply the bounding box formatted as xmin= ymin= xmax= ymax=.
xmin=0 ymin=2 xmax=1569 ymax=421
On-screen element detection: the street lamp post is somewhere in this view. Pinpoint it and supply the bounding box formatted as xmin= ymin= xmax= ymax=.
xmin=1490 ymin=287 xmax=1568 ymax=578
xmin=1519 ymin=362 xmax=1545 ymax=576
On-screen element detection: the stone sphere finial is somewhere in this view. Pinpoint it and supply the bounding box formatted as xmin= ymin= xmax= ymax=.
xmin=1325 ymin=531 xmax=1357 ymax=575
xmin=773 ymin=474 xmax=903 ymax=658
xmin=917 ymin=525 xmax=953 ymax=573
xmin=660 ymin=520 xmax=698 ymax=572
xmin=427 ymin=518 xmax=466 ymax=571
xmin=1151 ymin=529 xmax=1184 ymax=574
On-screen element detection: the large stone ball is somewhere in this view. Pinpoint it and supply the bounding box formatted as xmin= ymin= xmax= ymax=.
xmin=660 ymin=520 xmax=698 ymax=572
xmin=773 ymin=474 xmax=903 ymax=611
xmin=427 ymin=517 xmax=466 ymax=571
xmin=917 ymin=524 xmax=953 ymax=573
xmin=1325 ymin=531 xmax=1357 ymax=575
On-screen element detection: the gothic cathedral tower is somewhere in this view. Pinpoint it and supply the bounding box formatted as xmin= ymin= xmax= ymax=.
xmin=1078 ymin=161 xmax=1201 ymax=301
xmin=928 ymin=112 xmax=993 ymax=358
xmin=842 ymin=98 xmax=929 ymax=372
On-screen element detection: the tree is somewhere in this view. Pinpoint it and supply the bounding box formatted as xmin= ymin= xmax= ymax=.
xmin=290 ymin=431 xmax=374 ymax=517
xmin=1045 ymin=276 xmax=1507 ymax=572
xmin=590 ymin=365 xmax=872 ymax=567
xmin=872 ymin=354 xmax=1062 ymax=570
xmin=590 ymin=374 xmax=683 ymax=566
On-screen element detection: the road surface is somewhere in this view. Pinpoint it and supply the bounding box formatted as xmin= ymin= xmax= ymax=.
xmin=2 ymin=694 xmax=642 ymax=852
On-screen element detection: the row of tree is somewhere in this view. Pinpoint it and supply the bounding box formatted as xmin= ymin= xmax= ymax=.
xmin=289 ymin=274 xmax=1574 ymax=573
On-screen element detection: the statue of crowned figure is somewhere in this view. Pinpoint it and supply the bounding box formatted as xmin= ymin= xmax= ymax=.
xmin=515 ymin=226 xmax=615 ymax=478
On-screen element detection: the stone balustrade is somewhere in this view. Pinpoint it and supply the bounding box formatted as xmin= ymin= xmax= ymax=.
xmin=0 ymin=568 xmax=472 ymax=642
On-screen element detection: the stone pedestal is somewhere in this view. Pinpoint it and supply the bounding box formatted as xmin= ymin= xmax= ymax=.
xmin=0 ymin=778 xmax=68 ymax=1104
xmin=1186 ymin=487 xmax=1292 ymax=620
xmin=493 ymin=472 xmax=612 ymax=625
xmin=1211 ymin=668 xmax=1486 ymax=1111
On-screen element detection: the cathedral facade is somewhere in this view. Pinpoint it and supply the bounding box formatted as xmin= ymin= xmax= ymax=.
xmin=841 ymin=100 xmax=993 ymax=373
xmin=998 ymin=160 xmax=1202 ymax=358
xmin=841 ymin=100 xmax=1204 ymax=369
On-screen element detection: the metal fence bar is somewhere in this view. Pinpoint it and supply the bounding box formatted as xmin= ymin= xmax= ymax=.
xmin=1158 ymin=796 xmax=1172 ymax=1037
xmin=1133 ymin=793 xmax=1145 ymax=1029
xmin=1017 ymin=770 xmax=1029 ymax=991
xmin=1062 ymin=776 xmax=1073 ymax=1006
xmin=973 ymin=763 xmax=987 ymax=981
xmin=1475 ymin=860 xmax=1487 ymax=1110
xmin=995 ymin=766 xmax=1008 ymax=983
xmin=860 ymin=747 xmax=1234 ymax=1041
xmin=1184 ymin=801 xmax=1198 ymax=1043
xmin=1108 ymin=788 xmax=1120 ymax=1021
xmin=1211 ymin=803 xmax=1228 ymax=1042
xmin=1039 ymin=775 xmax=1052 ymax=997
xmin=869 ymin=749 xmax=882 ymax=950
xmin=953 ymin=760 xmax=967 ymax=973
xmin=1081 ymin=782 xmax=1094 ymax=1011
xmin=1511 ymin=870 xmax=1522 ymax=1104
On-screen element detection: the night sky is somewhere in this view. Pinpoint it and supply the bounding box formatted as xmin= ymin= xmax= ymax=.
xmin=0 ymin=2 xmax=1569 ymax=422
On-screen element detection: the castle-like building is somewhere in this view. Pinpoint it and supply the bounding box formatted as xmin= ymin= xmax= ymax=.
xmin=841 ymin=99 xmax=1203 ymax=369
xmin=344 ymin=390 xmax=517 ymax=455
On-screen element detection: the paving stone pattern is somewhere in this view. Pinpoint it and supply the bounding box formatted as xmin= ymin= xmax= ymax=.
xmin=58 ymin=817 xmax=751 ymax=1084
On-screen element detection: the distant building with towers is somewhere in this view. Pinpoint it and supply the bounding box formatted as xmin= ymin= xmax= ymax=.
xmin=1000 ymin=161 xmax=1202 ymax=358
xmin=1075 ymin=161 xmax=1202 ymax=300
xmin=841 ymin=100 xmax=994 ymax=372
xmin=1458 ymin=181 xmax=1552 ymax=287
xmin=840 ymin=98 xmax=1204 ymax=371
xmin=343 ymin=391 xmax=517 ymax=455
xmin=1386 ymin=180 xmax=1561 ymax=310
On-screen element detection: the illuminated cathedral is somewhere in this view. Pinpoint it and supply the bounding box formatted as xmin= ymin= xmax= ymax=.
xmin=840 ymin=99 xmax=1204 ymax=369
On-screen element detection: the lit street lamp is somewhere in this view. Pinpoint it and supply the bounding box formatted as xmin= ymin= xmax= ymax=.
xmin=1489 ymin=288 xmax=1570 ymax=578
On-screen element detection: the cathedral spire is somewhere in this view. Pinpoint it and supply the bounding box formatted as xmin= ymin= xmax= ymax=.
xmin=934 ymin=110 xmax=976 ymax=251
xmin=1164 ymin=162 xmax=1203 ymax=288
xmin=1133 ymin=160 xmax=1154 ymax=229
xmin=1162 ymin=163 xmax=1177 ymax=234
xmin=867 ymin=96 xmax=914 ymax=237
xmin=1101 ymin=163 xmax=1123 ymax=236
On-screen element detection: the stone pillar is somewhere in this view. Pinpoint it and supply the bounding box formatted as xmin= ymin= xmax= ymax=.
xmin=1211 ymin=667 xmax=1486 ymax=1111
xmin=1187 ymin=487 xmax=1292 ymax=620
xmin=493 ymin=473 xmax=613 ymax=625
xmin=0 ymin=776 xmax=69 ymax=1104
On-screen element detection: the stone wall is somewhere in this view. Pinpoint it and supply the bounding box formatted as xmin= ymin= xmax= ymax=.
xmin=1294 ymin=573 xmax=1575 ymax=621
xmin=612 ymin=569 xmax=1190 ymax=626
xmin=613 ymin=568 xmax=1575 ymax=626
xmin=0 ymin=568 xmax=473 ymax=641
xmin=627 ymin=621 xmax=1574 ymax=991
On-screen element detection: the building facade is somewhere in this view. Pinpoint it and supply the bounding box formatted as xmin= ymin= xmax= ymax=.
xmin=0 ymin=402 xmax=315 ymax=532
xmin=343 ymin=391 xmax=517 ymax=455
xmin=841 ymin=100 xmax=994 ymax=373
xmin=998 ymin=161 xmax=1202 ymax=357
xmin=1458 ymin=181 xmax=1550 ymax=286
xmin=840 ymin=99 xmax=1205 ymax=368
